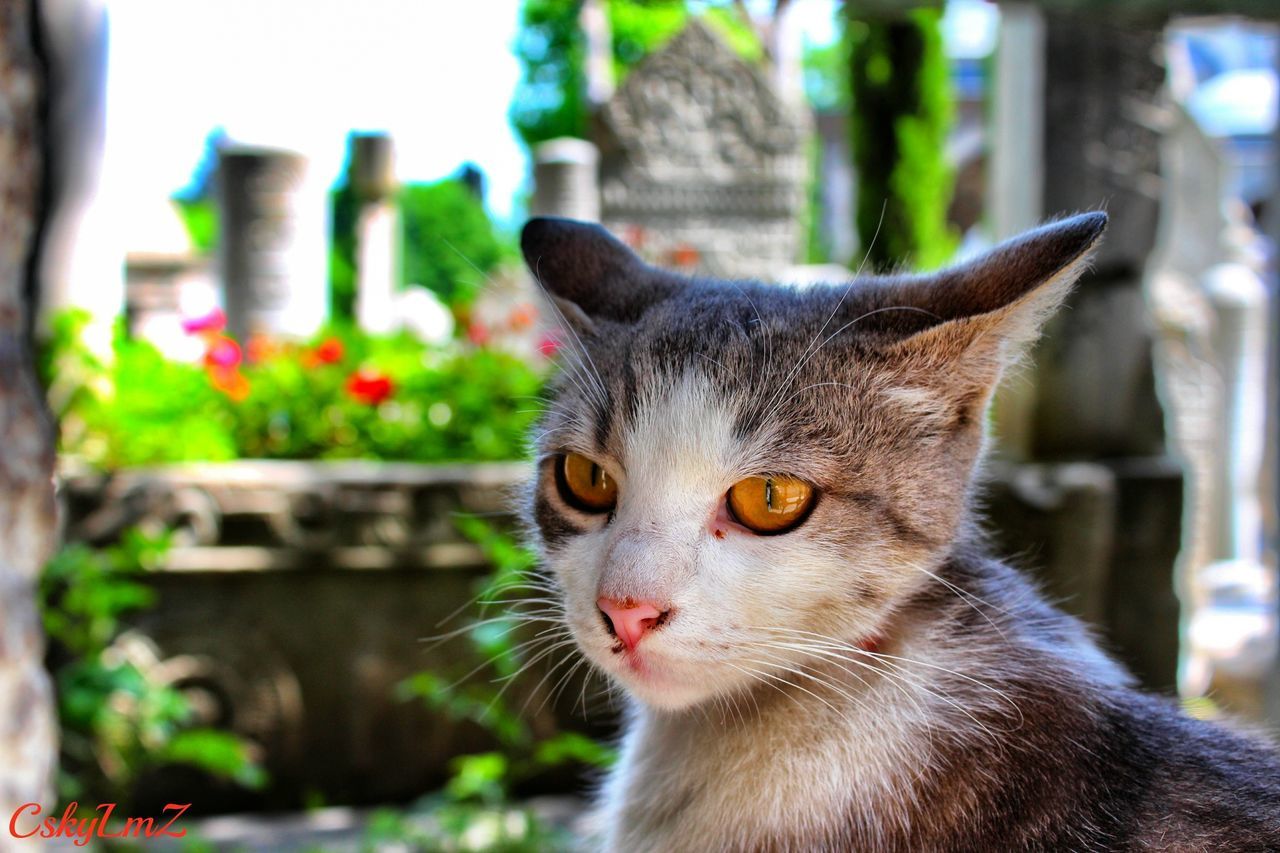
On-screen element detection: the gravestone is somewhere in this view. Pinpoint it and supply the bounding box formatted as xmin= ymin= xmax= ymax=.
xmin=217 ymin=146 xmax=328 ymax=341
xmin=351 ymin=133 xmax=399 ymax=334
xmin=532 ymin=137 xmax=601 ymax=223
xmin=595 ymin=21 xmax=808 ymax=278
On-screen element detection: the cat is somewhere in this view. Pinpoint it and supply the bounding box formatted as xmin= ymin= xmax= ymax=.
xmin=517 ymin=212 xmax=1280 ymax=852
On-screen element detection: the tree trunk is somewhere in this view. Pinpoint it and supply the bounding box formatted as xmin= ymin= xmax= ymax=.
xmin=0 ymin=0 xmax=58 ymax=821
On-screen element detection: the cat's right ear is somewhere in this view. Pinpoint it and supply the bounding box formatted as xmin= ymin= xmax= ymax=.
xmin=521 ymin=218 xmax=684 ymax=330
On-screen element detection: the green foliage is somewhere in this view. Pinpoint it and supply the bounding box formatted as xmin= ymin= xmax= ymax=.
xmin=359 ymin=802 xmax=570 ymax=852
xmin=45 ymin=310 xmax=546 ymax=468
xmin=41 ymin=530 xmax=266 ymax=804
xmin=396 ymin=518 xmax=615 ymax=843
xmin=400 ymin=180 xmax=509 ymax=307
xmin=45 ymin=311 xmax=239 ymax=467
xmin=511 ymin=0 xmax=590 ymax=147
xmin=803 ymin=36 xmax=847 ymax=113
xmin=173 ymin=199 xmax=218 ymax=255
xmin=330 ymin=147 xmax=508 ymax=318
xmin=329 ymin=178 xmax=359 ymax=320
xmin=510 ymin=0 xmax=762 ymax=150
xmin=847 ymin=8 xmax=957 ymax=270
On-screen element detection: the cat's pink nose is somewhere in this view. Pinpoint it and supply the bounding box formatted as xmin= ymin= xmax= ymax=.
xmin=597 ymin=597 xmax=666 ymax=651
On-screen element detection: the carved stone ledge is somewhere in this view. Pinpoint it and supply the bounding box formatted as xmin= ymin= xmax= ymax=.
xmin=59 ymin=459 xmax=532 ymax=571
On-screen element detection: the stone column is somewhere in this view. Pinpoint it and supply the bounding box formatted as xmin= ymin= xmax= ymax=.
xmin=0 ymin=0 xmax=58 ymax=824
xmin=351 ymin=134 xmax=399 ymax=335
xmin=532 ymin=138 xmax=600 ymax=223
xmin=988 ymin=3 xmax=1045 ymax=243
xmin=987 ymin=3 xmax=1046 ymax=461
xmin=1032 ymin=15 xmax=1166 ymax=459
xmin=984 ymin=12 xmax=1182 ymax=692
xmin=216 ymin=146 xmax=328 ymax=341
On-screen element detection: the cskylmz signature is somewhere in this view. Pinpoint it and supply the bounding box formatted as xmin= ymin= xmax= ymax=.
xmin=9 ymin=802 xmax=189 ymax=846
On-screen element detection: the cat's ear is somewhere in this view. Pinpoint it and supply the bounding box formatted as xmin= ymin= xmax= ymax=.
xmin=521 ymin=218 xmax=684 ymax=330
xmin=883 ymin=212 xmax=1107 ymax=369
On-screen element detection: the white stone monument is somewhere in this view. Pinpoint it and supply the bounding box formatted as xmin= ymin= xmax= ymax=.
xmin=216 ymin=146 xmax=328 ymax=341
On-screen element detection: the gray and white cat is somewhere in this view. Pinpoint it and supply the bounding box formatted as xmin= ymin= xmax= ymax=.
xmin=518 ymin=212 xmax=1280 ymax=851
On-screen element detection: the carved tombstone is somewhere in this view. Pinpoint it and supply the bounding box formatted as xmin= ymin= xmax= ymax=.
xmin=351 ymin=133 xmax=399 ymax=335
xmin=595 ymin=21 xmax=808 ymax=278
xmin=216 ymin=146 xmax=328 ymax=341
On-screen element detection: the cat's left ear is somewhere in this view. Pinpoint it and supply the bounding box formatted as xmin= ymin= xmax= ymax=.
xmin=521 ymin=218 xmax=685 ymax=331
xmin=883 ymin=212 xmax=1107 ymax=373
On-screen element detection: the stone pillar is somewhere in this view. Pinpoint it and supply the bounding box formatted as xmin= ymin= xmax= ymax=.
xmin=987 ymin=3 xmax=1046 ymax=460
xmin=1032 ymin=15 xmax=1166 ymax=459
xmin=351 ymin=134 xmax=399 ymax=335
xmin=532 ymin=138 xmax=600 ymax=223
xmin=34 ymin=0 xmax=123 ymax=356
xmin=0 ymin=0 xmax=58 ymax=824
xmin=983 ymin=12 xmax=1182 ymax=693
xmin=988 ymin=3 xmax=1045 ymax=243
xmin=216 ymin=146 xmax=328 ymax=341
xmin=1203 ymin=262 xmax=1269 ymax=565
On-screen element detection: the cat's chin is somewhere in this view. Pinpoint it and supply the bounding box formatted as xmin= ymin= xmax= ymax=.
xmin=602 ymin=651 xmax=738 ymax=711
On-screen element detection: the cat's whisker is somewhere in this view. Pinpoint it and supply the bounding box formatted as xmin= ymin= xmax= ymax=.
xmin=528 ymin=261 xmax=611 ymax=416
xmin=725 ymin=661 xmax=843 ymax=717
xmin=748 ymin=626 xmax=1025 ymax=731
xmin=522 ymin=640 xmax=589 ymax=717
xmin=737 ymin=647 xmax=881 ymax=719
xmin=419 ymin=610 xmax=564 ymax=649
xmin=544 ymin=651 xmax=594 ymax=719
xmin=753 ymin=201 xmax=890 ymax=424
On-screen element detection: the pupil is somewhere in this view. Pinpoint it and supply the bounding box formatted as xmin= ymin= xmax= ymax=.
xmin=591 ymin=464 xmax=602 ymax=489
xmin=765 ymin=479 xmax=774 ymax=510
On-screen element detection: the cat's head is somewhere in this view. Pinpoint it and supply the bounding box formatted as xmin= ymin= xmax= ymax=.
xmin=520 ymin=214 xmax=1106 ymax=710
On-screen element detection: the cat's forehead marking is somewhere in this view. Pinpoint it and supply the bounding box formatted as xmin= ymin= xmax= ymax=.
xmin=621 ymin=370 xmax=752 ymax=490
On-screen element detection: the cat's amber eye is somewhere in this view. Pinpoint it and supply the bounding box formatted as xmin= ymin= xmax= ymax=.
xmin=557 ymin=453 xmax=618 ymax=513
xmin=726 ymin=476 xmax=815 ymax=534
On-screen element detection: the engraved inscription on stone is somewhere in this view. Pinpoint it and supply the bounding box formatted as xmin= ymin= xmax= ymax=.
xmin=596 ymin=21 xmax=808 ymax=279
xmin=217 ymin=146 xmax=327 ymax=340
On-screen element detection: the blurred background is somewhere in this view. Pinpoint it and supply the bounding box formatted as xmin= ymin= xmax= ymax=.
xmin=4 ymin=0 xmax=1278 ymax=848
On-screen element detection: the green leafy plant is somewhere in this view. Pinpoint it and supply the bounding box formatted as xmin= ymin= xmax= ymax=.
xmin=41 ymin=529 xmax=266 ymax=805
xmin=400 ymin=179 xmax=511 ymax=307
xmin=394 ymin=518 xmax=615 ymax=848
xmin=329 ymin=143 xmax=511 ymax=319
xmin=45 ymin=310 xmax=547 ymax=468
xmin=846 ymin=7 xmax=957 ymax=270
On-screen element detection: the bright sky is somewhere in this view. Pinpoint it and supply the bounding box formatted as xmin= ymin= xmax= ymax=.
xmin=106 ymin=0 xmax=529 ymax=224
xmin=102 ymin=1 xmax=996 ymax=230
xmin=101 ymin=0 xmax=854 ymax=229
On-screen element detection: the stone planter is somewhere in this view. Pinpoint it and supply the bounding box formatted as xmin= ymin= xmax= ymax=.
xmin=58 ymin=460 xmax=610 ymax=812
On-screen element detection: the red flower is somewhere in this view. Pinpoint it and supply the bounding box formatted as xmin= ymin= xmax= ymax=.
xmin=246 ymin=335 xmax=280 ymax=364
xmin=209 ymin=367 xmax=251 ymax=402
xmin=316 ymin=337 xmax=345 ymax=364
xmin=537 ymin=332 xmax=562 ymax=358
xmin=303 ymin=336 xmax=345 ymax=368
xmin=204 ymin=336 xmax=243 ymax=369
xmin=182 ymin=308 xmax=227 ymax=335
xmin=346 ymin=368 xmax=394 ymax=406
xmin=508 ymin=303 xmax=537 ymax=331
xmin=669 ymin=244 xmax=700 ymax=269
